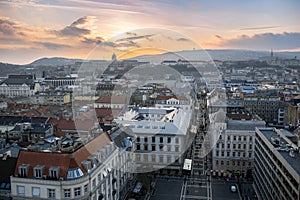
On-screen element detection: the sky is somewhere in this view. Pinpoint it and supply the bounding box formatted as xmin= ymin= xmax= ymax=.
xmin=0 ymin=0 xmax=300 ymax=64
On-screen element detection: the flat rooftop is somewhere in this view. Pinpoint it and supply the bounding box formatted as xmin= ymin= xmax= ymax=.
xmin=259 ymin=128 xmax=300 ymax=175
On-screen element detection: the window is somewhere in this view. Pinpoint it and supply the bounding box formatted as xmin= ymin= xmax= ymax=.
xmin=48 ymin=189 xmax=56 ymax=198
xmin=160 ymin=137 xmax=163 ymax=143
xmin=233 ymin=136 xmax=236 ymax=141
xmin=84 ymin=184 xmax=89 ymax=194
xmin=64 ymin=189 xmax=71 ymax=198
xmin=137 ymin=144 xmax=140 ymax=150
xmin=18 ymin=164 xmax=29 ymax=177
xmin=144 ymin=137 xmax=148 ymax=143
xmin=152 ymin=137 xmax=155 ymax=143
xmin=144 ymin=144 xmax=148 ymax=151
xmin=32 ymin=187 xmax=40 ymax=197
xmin=152 ymin=145 xmax=156 ymax=151
xmin=167 ymin=145 xmax=171 ymax=152
xmin=137 ymin=137 xmax=140 ymax=142
xmin=17 ymin=186 xmax=25 ymax=196
xmin=74 ymin=187 xmax=81 ymax=197
xmin=34 ymin=165 xmax=44 ymax=178
xmin=227 ymin=135 xmax=230 ymax=141
xmin=167 ymin=137 xmax=171 ymax=143
xmin=49 ymin=167 xmax=60 ymax=179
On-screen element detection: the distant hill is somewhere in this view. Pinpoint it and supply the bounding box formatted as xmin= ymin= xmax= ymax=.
xmin=30 ymin=57 xmax=85 ymax=66
xmin=132 ymin=49 xmax=300 ymax=63
xmin=0 ymin=62 xmax=24 ymax=77
xmin=4 ymin=49 xmax=300 ymax=67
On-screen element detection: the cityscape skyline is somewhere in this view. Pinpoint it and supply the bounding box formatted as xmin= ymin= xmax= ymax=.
xmin=1 ymin=0 xmax=300 ymax=64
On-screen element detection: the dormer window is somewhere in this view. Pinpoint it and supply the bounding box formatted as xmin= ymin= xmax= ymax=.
xmin=88 ymin=156 xmax=97 ymax=167
xmin=49 ymin=166 xmax=60 ymax=179
xmin=18 ymin=164 xmax=29 ymax=177
xmin=81 ymin=160 xmax=92 ymax=171
xmin=34 ymin=165 xmax=44 ymax=178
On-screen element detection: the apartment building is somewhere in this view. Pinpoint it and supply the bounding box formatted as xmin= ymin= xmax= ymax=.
xmin=0 ymin=75 xmax=37 ymax=97
xmin=212 ymin=112 xmax=265 ymax=177
xmin=10 ymin=131 xmax=135 ymax=200
xmin=114 ymin=107 xmax=192 ymax=173
xmin=244 ymin=93 xmax=281 ymax=125
xmin=254 ymin=128 xmax=300 ymax=200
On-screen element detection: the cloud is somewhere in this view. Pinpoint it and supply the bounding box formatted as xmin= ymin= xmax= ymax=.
xmin=125 ymin=32 xmax=137 ymax=36
xmin=239 ymin=26 xmax=281 ymax=31
xmin=214 ymin=35 xmax=223 ymax=39
xmin=218 ymin=32 xmax=300 ymax=50
xmin=0 ymin=17 xmax=26 ymax=36
xmin=177 ymin=37 xmax=190 ymax=42
xmin=58 ymin=16 xmax=95 ymax=37
xmin=59 ymin=26 xmax=90 ymax=36
xmin=34 ymin=42 xmax=71 ymax=49
xmin=0 ymin=16 xmax=103 ymax=51
xmin=115 ymin=34 xmax=155 ymax=42
xmin=82 ymin=37 xmax=116 ymax=47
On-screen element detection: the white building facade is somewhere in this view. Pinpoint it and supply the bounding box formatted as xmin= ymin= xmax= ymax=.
xmin=114 ymin=107 xmax=192 ymax=173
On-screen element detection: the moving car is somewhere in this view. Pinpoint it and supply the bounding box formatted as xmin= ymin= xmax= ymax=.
xmin=231 ymin=185 xmax=237 ymax=192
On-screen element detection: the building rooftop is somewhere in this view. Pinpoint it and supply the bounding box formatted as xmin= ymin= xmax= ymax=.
xmin=0 ymin=116 xmax=49 ymax=126
xmin=14 ymin=132 xmax=112 ymax=180
xmin=259 ymin=128 xmax=300 ymax=175
xmin=115 ymin=107 xmax=191 ymax=136
xmin=227 ymin=119 xmax=265 ymax=130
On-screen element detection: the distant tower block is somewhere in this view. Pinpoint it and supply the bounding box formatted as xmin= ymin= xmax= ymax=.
xmin=112 ymin=53 xmax=117 ymax=61
xmin=271 ymin=49 xmax=273 ymax=58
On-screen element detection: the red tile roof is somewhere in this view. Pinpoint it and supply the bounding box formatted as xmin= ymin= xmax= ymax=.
xmin=95 ymin=96 xmax=128 ymax=104
xmin=14 ymin=133 xmax=112 ymax=179
xmin=48 ymin=118 xmax=97 ymax=137
xmin=95 ymin=108 xmax=121 ymax=117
